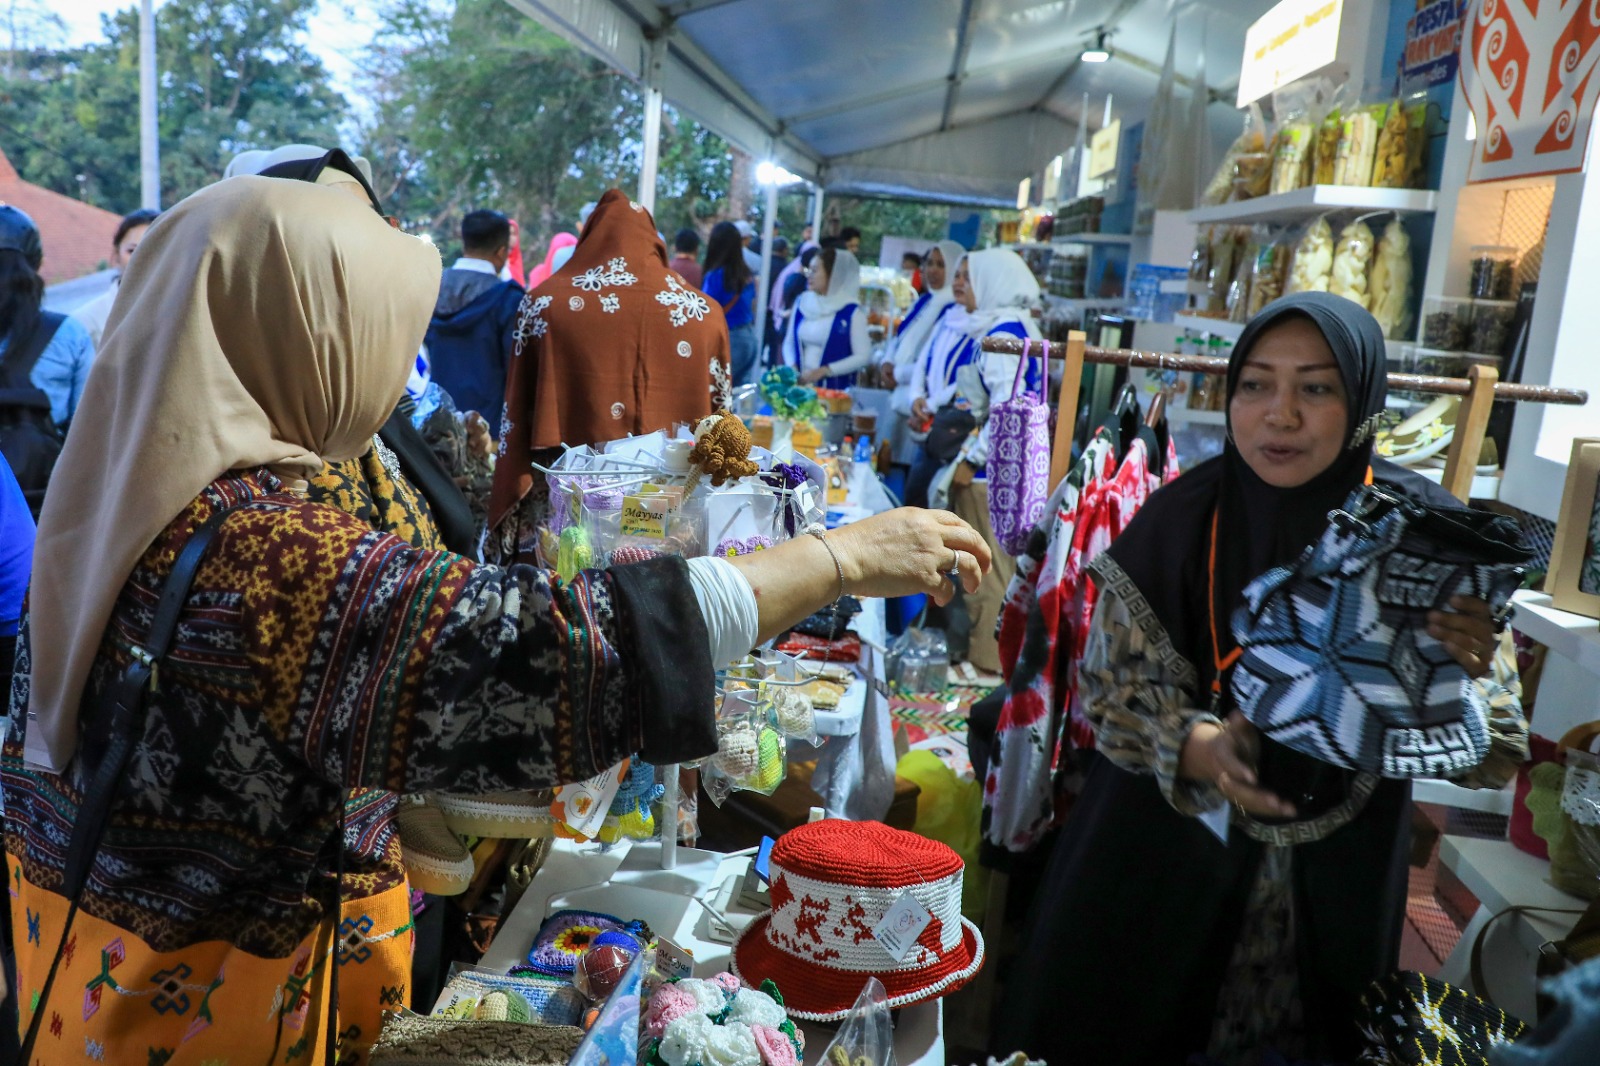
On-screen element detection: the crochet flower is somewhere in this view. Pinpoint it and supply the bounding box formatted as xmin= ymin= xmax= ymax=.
xmin=727 ymin=988 xmax=786 ymax=1029
xmin=659 ymin=1013 xmax=713 ymax=1066
xmin=766 ymin=366 xmax=797 ymax=388
xmin=785 ymin=386 xmax=814 ymax=410
xmin=679 ymin=977 xmax=732 ymax=1019
xmin=645 ymin=982 xmax=698 ymax=1038
xmin=751 ymin=1025 xmax=799 ymax=1066
xmin=708 ymin=971 xmax=741 ymax=995
xmin=703 ymin=1021 xmax=762 ymax=1066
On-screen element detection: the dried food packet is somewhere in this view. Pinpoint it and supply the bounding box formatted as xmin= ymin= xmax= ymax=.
xmin=1227 ymin=238 xmax=1258 ymax=324
xmin=1189 ymin=227 xmax=1213 ymax=282
xmin=1286 ymin=216 xmax=1334 ymax=294
xmin=1403 ymin=96 xmax=1431 ymax=188
xmin=1247 ymin=237 xmax=1287 ymax=318
xmin=1206 ymin=228 xmax=1241 ymax=314
xmin=1203 ymin=101 xmax=1267 ymax=205
xmin=1333 ymin=103 xmax=1385 ymax=186
xmin=1370 ymin=101 xmax=1410 ymax=189
xmin=1312 ymin=88 xmax=1345 ymax=186
xmin=1368 ymin=219 xmax=1413 ymax=339
xmin=1329 ymin=218 xmax=1376 ymax=310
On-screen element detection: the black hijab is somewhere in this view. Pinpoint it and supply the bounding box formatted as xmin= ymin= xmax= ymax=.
xmin=1107 ymin=292 xmax=1398 ymax=699
xmin=257 ymin=150 xmax=480 ymax=556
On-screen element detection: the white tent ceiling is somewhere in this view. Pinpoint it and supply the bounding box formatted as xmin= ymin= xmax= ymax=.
xmin=504 ymin=0 xmax=1275 ymax=205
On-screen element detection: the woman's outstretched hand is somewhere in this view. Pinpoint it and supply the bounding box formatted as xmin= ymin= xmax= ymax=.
xmin=1179 ymin=711 xmax=1297 ymax=820
xmin=832 ymin=507 xmax=991 ymax=606
xmin=1428 ymin=596 xmax=1497 ymax=678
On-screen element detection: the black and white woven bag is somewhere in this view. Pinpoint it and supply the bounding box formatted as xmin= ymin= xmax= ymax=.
xmin=1230 ymin=485 xmax=1531 ymax=779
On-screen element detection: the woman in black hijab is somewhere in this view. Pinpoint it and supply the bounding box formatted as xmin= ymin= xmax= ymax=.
xmin=1002 ymin=294 xmax=1528 ymax=1064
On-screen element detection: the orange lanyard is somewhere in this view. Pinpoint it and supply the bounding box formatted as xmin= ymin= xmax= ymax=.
xmin=1207 ymin=465 xmax=1373 ymax=698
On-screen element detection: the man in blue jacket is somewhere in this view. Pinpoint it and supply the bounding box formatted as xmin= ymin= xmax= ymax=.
xmin=425 ymin=210 xmax=525 ymax=420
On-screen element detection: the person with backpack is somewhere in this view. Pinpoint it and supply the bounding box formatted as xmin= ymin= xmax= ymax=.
xmin=0 ymin=206 xmax=94 ymax=512
xmin=703 ymin=220 xmax=759 ymax=385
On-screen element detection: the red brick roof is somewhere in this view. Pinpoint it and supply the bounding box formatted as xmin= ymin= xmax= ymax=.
xmin=0 ymin=149 xmax=123 ymax=285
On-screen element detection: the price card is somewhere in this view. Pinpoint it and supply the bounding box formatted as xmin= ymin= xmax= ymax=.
xmin=553 ymin=760 xmax=626 ymax=838
xmin=871 ymin=890 xmax=933 ymax=962
xmin=653 ymin=936 xmax=695 ymax=982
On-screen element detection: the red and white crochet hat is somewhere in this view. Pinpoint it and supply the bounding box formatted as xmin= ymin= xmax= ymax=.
xmin=730 ymin=819 xmax=984 ymax=1021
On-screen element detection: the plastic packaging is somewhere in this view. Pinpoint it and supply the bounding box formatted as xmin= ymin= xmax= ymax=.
xmin=1370 ymin=100 xmax=1411 ymax=188
xmin=891 ymin=627 xmax=949 ymax=692
xmin=1246 ymin=239 xmax=1287 ymax=318
xmin=1329 ymin=219 xmax=1376 ymax=309
xmin=1205 ymin=228 xmax=1243 ymax=313
xmin=1226 ymin=238 xmax=1258 ymax=324
xmin=1188 ymin=228 xmax=1212 ymax=282
xmin=703 ymin=690 xmax=788 ymax=806
xmin=1312 ymin=103 xmax=1343 ymax=185
xmin=1269 ymin=82 xmax=1324 ymax=195
xmin=1470 ymin=246 xmax=1518 ymax=300
xmin=1203 ymin=102 xmax=1268 ymax=205
xmin=1368 ymin=219 xmax=1414 ymax=339
xmin=1468 ymin=299 xmax=1517 ymax=355
xmin=1286 ymin=216 xmax=1334 ymax=294
xmin=815 ymin=977 xmax=894 ymax=1066
xmin=1420 ymin=297 xmax=1472 ymax=350
xmin=1332 ymin=103 xmax=1386 ymax=186
xmin=1231 ymin=152 xmax=1272 ymax=202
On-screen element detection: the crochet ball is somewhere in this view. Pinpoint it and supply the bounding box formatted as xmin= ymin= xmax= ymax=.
xmin=592 ymin=929 xmax=642 ymax=955
xmin=575 ymin=943 xmax=634 ymax=1001
xmin=754 ymin=728 xmax=784 ymax=791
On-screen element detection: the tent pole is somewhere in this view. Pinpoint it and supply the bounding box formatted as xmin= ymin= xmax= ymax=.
xmin=811 ymin=186 xmax=825 ymax=239
xmin=638 ymin=37 xmax=667 ymax=214
xmin=758 ymin=176 xmax=779 ymax=368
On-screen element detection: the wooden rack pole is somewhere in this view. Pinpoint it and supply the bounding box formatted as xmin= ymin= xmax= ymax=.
xmin=1440 ymin=364 xmax=1500 ymax=504
xmin=1049 ymin=330 xmax=1087 ymax=492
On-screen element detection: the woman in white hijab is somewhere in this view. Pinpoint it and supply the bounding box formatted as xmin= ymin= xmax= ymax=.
xmin=904 ymin=248 xmax=1043 ymax=507
xmin=882 ymin=239 xmax=964 ymax=417
xmin=783 ymin=246 xmax=872 ymax=388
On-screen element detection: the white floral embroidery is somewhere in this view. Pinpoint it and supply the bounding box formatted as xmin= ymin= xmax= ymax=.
xmin=601 ymin=294 xmax=621 ymax=314
xmin=710 ymin=357 xmax=733 ymax=411
xmin=677 ymin=340 xmax=692 ymax=358
xmin=610 ymin=402 xmax=626 ymax=420
xmin=631 ymin=201 xmax=645 ymax=212
xmin=498 ymin=403 xmax=513 ymax=458
xmin=571 ymin=257 xmax=638 ymax=292
xmin=656 ymin=273 xmax=712 ymax=327
xmin=514 ymin=295 xmax=553 ymax=343
xmin=569 ymin=296 xmax=585 ymax=311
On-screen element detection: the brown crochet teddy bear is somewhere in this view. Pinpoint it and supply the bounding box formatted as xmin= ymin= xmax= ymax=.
xmin=687 ymin=410 xmax=759 ymax=491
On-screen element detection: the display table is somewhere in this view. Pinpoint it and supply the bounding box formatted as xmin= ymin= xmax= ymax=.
xmin=1437 ymin=835 xmax=1586 ymax=1019
xmin=479 ymin=838 xmax=946 ymax=1066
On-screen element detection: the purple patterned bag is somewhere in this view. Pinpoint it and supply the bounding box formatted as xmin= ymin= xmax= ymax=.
xmin=987 ymin=341 xmax=1051 ymax=557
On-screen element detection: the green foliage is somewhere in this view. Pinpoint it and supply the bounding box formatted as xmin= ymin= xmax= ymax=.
xmin=0 ymin=0 xmax=345 ymax=211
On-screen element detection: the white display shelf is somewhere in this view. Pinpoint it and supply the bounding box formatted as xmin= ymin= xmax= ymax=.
xmin=1188 ymin=186 xmax=1439 ymax=226
xmin=1053 ymin=232 xmax=1135 ymax=245
xmin=1411 ymin=465 xmax=1502 ymax=501
xmin=1174 ymin=313 xmax=1244 ymax=339
xmin=1414 ymin=779 xmax=1514 ymax=815
xmin=1001 ymin=241 xmax=1054 ymax=252
xmin=1510 ymin=590 xmax=1600 ymax=678
xmin=1160 ymin=278 xmax=1210 ymax=295
xmin=1440 ymin=836 xmax=1585 ymax=957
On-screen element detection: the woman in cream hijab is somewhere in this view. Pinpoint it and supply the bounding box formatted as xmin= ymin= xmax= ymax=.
xmin=2 ymin=177 xmax=990 ymax=1061
xmin=783 ymin=246 xmax=872 ymax=388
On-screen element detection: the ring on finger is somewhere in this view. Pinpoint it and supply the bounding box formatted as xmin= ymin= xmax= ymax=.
xmin=944 ymin=549 xmax=963 ymax=585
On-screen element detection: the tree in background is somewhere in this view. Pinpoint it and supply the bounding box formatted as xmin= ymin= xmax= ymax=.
xmin=0 ymin=0 xmax=344 ymax=211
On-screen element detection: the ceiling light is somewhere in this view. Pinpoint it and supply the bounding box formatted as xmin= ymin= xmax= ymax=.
xmin=1081 ymin=31 xmax=1110 ymax=63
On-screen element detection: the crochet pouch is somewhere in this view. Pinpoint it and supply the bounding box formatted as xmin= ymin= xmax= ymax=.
xmin=1231 ymin=483 xmax=1530 ymax=778
xmin=986 ymin=346 xmax=1051 ymax=557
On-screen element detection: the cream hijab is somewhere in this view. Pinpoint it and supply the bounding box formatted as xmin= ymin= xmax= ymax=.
xmin=948 ymin=247 xmax=1043 ymax=340
xmin=889 ymin=240 xmax=965 ymax=368
xmin=797 ymin=247 xmax=863 ymax=317
xmin=24 ymin=176 xmax=441 ymax=772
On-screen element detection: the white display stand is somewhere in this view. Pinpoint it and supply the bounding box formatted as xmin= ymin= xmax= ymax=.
xmin=479 ymin=838 xmax=945 ymax=1066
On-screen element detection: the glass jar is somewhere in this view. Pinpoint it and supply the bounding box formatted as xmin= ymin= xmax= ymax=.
xmin=1420 ymin=296 xmax=1472 ymax=351
xmin=1468 ymin=245 xmax=1517 ymax=300
xmin=1468 ymin=299 xmax=1517 ymax=356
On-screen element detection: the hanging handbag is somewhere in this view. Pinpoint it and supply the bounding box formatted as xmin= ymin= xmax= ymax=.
xmin=1230 ymin=483 xmax=1531 ymax=779
xmin=986 ymin=340 xmax=1051 ymax=557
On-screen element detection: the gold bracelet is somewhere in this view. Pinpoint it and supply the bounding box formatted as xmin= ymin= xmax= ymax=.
xmin=803 ymin=523 xmax=845 ymax=604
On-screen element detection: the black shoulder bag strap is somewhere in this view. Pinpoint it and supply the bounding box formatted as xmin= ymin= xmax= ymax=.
xmin=0 ymin=311 xmax=65 ymax=392
xmin=18 ymin=503 xmax=237 ymax=1063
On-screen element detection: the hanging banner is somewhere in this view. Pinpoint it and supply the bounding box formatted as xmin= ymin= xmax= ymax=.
xmin=1090 ymin=120 xmax=1122 ymax=178
xmin=1461 ymin=0 xmax=1600 ymax=182
xmin=1236 ymin=0 xmax=1345 ymax=107
xmin=1403 ymin=0 xmax=1469 ymax=88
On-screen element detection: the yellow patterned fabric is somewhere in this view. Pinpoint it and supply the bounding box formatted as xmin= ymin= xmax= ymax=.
xmin=308 ymin=437 xmax=443 ymax=551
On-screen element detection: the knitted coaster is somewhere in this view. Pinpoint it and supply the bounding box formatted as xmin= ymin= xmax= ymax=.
xmin=526 ymin=910 xmax=624 ymax=976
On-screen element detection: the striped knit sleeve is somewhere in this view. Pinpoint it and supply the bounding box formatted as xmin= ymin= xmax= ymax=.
xmin=1079 ymin=554 xmax=1224 ymax=817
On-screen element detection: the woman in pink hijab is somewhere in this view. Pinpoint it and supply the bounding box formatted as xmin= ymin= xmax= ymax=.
xmin=526 ymin=231 xmax=578 ymax=287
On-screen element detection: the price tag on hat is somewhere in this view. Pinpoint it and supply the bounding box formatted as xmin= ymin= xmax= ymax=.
xmin=871 ymin=890 xmax=933 ymax=962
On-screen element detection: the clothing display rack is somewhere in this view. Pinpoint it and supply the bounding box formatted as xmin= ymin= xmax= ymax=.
xmin=981 ymin=331 xmax=1590 ymax=504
